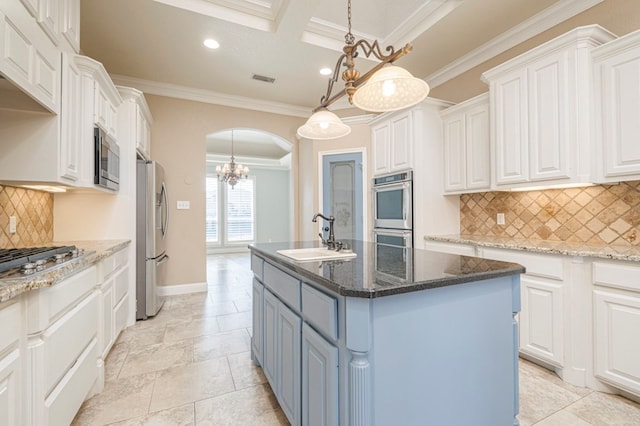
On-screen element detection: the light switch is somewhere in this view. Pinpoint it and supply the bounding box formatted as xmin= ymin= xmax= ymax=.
xmin=496 ymin=213 xmax=505 ymax=226
xmin=177 ymin=200 xmax=190 ymax=210
xmin=9 ymin=216 xmax=16 ymax=233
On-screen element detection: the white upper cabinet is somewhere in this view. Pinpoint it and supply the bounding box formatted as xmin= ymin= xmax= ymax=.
xmin=19 ymin=0 xmax=80 ymax=52
xmin=117 ymin=86 xmax=153 ymax=160
xmin=592 ymin=30 xmax=640 ymax=182
xmin=441 ymin=93 xmax=490 ymax=193
xmin=59 ymin=52 xmax=81 ymax=181
xmin=482 ymin=25 xmax=616 ymax=190
xmin=0 ymin=1 xmax=61 ymax=113
xmin=60 ymin=0 xmax=80 ymax=52
xmin=371 ymin=109 xmax=414 ymax=175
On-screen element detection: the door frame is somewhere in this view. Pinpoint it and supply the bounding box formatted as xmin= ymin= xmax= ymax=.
xmin=317 ymin=148 xmax=368 ymax=241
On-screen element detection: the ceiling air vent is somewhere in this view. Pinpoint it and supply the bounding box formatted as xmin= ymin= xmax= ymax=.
xmin=252 ymin=74 xmax=276 ymax=84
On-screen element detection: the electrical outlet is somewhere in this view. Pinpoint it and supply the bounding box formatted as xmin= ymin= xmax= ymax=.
xmin=176 ymin=200 xmax=190 ymax=210
xmin=9 ymin=216 xmax=17 ymax=233
xmin=496 ymin=213 xmax=505 ymax=226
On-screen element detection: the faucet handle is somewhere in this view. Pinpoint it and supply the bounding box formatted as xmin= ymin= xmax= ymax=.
xmin=318 ymin=233 xmax=328 ymax=246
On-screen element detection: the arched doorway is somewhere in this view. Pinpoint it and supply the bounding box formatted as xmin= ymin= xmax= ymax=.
xmin=205 ymin=128 xmax=293 ymax=253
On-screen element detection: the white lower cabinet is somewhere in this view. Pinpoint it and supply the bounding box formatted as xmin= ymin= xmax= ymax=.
xmin=0 ymin=300 xmax=23 ymax=426
xmin=302 ymin=323 xmax=338 ymax=426
xmin=97 ymin=248 xmax=129 ymax=360
xmin=519 ymin=276 xmax=564 ymax=366
xmin=479 ymin=247 xmax=565 ymax=366
xmin=26 ymin=265 xmax=99 ymax=426
xmin=592 ymin=261 xmax=640 ymax=395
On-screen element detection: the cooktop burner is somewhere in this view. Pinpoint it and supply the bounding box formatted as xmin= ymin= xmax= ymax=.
xmin=0 ymin=245 xmax=86 ymax=279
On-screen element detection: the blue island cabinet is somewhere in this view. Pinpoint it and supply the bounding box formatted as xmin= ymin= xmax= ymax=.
xmin=250 ymin=248 xmax=522 ymax=426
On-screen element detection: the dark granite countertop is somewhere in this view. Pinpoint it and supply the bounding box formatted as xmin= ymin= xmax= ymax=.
xmin=249 ymin=241 xmax=525 ymax=298
xmin=0 ymin=239 xmax=130 ymax=303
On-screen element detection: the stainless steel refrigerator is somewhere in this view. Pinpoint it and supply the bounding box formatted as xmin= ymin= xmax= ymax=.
xmin=136 ymin=160 xmax=169 ymax=319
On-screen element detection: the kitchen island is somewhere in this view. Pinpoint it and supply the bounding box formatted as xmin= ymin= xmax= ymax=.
xmin=249 ymin=241 xmax=525 ymax=426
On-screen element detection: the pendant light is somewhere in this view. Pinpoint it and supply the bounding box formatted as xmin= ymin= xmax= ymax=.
xmin=297 ymin=0 xmax=430 ymax=139
xmin=216 ymin=130 xmax=249 ymax=189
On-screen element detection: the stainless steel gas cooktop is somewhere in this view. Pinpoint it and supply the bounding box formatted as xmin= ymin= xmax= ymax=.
xmin=0 ymin=245 xmax=86 ymax=279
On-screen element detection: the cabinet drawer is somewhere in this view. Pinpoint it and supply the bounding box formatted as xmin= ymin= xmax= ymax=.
xmin=264 ymin=263 xmax=300 ymax=312
xmin=0 ymin=301 xmax=20 ymax=355
xmin=44 ymin=291 xmax=98 ymax=396
xmin=251 ymin=254 xmax=264 ymax=281
xmin=113 ymin=266 xmax=129 ymax=304
xmin=302 ymin=284 xmax=338 ymax=341
xmin=45 ymin=337 xmax=98 ymax=426
xmin=100 ymin=248 xmax=128 ymax=281
xmin=481 ymin=248 xmax=563 ymax=280
xmin=593 ymin=261 xmax=640 ymax=292
xmin=27 ymin=266 xmax=97 ymax=333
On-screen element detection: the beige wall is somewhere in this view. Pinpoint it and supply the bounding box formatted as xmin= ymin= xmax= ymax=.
xmin=430 ymin=0 xmax=640 ymax=103
xmin=146 ymin=94 xmax=305 ymax=287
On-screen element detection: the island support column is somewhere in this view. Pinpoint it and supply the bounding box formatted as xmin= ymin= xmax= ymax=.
xmin=345 ymin=297 xmax=372 ymax=426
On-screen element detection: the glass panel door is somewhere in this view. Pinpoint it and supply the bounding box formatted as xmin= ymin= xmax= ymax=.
xmin=322 ymin=153 xmax=363 ymax=241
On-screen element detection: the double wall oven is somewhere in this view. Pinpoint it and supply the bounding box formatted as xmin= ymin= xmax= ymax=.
xmin=373 ymin=170 xmax=413 ymax=248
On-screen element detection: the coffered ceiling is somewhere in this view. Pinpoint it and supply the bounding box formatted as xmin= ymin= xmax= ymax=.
xmin=80 ymin=0 xmax=602 ymax=115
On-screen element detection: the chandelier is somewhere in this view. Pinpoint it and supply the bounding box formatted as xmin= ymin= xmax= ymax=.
xmin=216 ymin=130 xmax=249 ymax=189
xmin=297 ymin=0 xmax=430 ymax=140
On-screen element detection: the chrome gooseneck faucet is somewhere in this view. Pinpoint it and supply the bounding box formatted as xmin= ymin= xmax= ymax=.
xmin=312 ymin=212 xmax=339 ymax=250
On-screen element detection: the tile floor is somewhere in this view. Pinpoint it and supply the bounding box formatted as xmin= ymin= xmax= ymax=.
xmin=72 ymin=253 xmax=640 ymax=425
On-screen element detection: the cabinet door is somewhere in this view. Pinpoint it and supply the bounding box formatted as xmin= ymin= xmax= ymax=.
xmin=37 ymin=0 xmax=59 ymax=44
xmin=0 ymin=349 xmax=21 ymax=426
xmin=442 ymin=114 xmax=466 ymax=192
xmin=528 ymin=51 xmax=570 ymax=181
xmin=492 ymin=69 xmax=528 ymax=185
xmin=372 ymin=123 xmax=390 ymax=175
xmin=252 ymin=279 xmax=264 ymax=365
xmin=519 ymin=276 xmax=564 ymax=366
xmin=0 ymin=7 xmax=60 ymax=113
xmin=390 ymin=112 xmax=412 ymax=171
xmin=302 ymin=323 xmax=338 ymax=426
xmin=594 ymin=289 xmax=640 ymax=394
xmin=100 ymin=283 xmax=113 ymax=358
xmin=60 ymin=0 xmax=79 ymax=52
xmin=465 ymin=102 xmax=491 ymax=190
xmin=598 ymin=45 xmax=640 ymax=178
xmin=263 ymin=289 xmax=278 ymax=388
xmin=277 ymin=302 xmax=301 ymax=426
xmin=60 ymin=53 xmax=81 ymax=181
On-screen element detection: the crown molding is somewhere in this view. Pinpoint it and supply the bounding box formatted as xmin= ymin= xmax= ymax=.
xmin=425 ymin=0 xmax=604 ymax=88
xmin=109 ymin=74 xmax=311 ymax=118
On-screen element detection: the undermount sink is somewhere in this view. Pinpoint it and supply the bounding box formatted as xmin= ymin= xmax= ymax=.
xmin=276 ymin=247 xmax=357 ymax=262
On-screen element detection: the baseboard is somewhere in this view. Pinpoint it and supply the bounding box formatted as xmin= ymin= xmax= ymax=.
xmin=158 ymin=282 xmax=207 ymax=296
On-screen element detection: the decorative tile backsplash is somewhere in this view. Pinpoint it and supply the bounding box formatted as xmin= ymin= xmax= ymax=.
xmin=460 ymin=181 xmax=640 ymax=246
xmin=0 ymin=185 xmax=53 ymax=248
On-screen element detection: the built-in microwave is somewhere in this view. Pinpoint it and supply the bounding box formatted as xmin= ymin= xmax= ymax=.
xmin=94 ymin=127 xmax=120 ymax=191
xmin=373 ymin=170 xmax=412 ymax=230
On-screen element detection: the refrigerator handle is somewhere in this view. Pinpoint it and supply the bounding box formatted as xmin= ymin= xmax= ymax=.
xmin=158 ymin=254 xmax=170 ymax=264
xmin=161 ymin=181 xmax=169 ymax=239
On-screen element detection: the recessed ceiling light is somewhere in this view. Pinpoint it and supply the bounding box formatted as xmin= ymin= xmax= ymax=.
xmin=320 ymin=67 xmax=332 ymax=76
xmin=203 ymin=39 xmax=220 ymax=49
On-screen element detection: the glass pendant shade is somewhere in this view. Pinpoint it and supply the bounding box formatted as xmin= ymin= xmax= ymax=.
xmin=297 ymin=109 xmax=351 ymax=140
xmin=352 ymin=65 xmax=430 ymax=112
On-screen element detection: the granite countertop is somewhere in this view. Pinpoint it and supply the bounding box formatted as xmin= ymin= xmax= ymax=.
xmin=249 ymin=241 xmax=524 ymax=298
xmin=425 ymin=234 xmax=640 ymax=262
xmin=0 ymin=239 xmax=130 ymax=303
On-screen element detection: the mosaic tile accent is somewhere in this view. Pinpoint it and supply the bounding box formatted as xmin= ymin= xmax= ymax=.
xmin=0 ymin=185 xmax=53 ymax=248
xmin=460 ymin=181 xmax=640 ymax=246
